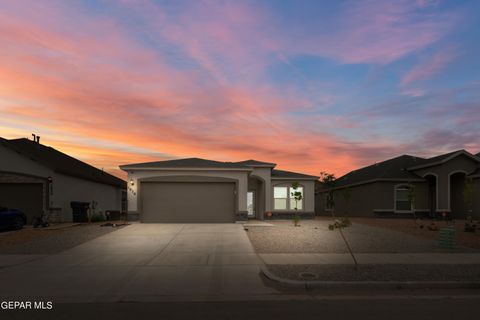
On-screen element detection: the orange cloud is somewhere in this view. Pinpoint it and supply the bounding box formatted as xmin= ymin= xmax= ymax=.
xmin=1 ymin=0 xmax=430 ymax=179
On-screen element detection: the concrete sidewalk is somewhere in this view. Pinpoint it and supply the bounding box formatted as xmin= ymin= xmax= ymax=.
xmin=260 ymin=253 xmax=480 ymax=265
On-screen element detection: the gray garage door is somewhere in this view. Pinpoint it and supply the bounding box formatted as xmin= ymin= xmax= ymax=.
xmin=0 ymin=183 xmax=43 ymax=224
xmin=141 ymin=182 xmax=235 ymax=223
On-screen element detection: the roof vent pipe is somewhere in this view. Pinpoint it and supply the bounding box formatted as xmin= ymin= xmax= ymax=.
xmin=36 ymin=136 xmax=40 ymax=144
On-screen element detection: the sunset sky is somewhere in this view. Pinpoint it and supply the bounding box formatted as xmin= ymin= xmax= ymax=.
xmin=1 ymin=0 xmax=479 ymax=179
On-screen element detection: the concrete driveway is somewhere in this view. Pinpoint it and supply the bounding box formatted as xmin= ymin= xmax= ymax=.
xmin=0 ymin=224 xmax=277 ymax=302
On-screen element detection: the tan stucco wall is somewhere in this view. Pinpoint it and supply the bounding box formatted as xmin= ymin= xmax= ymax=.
xmin=52 ymin=173 xmax=123 ymax=221
xmin=248 ymin=177 xmax=264 ymax=218
xmin=126 ymin=170 xmax=250 ymax=213
xmin=1 ymin=143 xmax=124 ymax=221
xmin=250 ymin=167 xmax=272 ymax=212
xmin=271 ymin=179 xmax=315 ymax=213
xmin=0 ymin=143 xmax=52 ymax=178
xmin=316 ymin=181 xmax=429 ymax=217
xmin=412 ymin=154 xmax=478 ymax=211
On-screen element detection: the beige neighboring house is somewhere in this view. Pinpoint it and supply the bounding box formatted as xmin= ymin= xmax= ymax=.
xmin=120 ymin=158 xmax=318 ymax=222
xmin=0 ymin=136 xmax=126 ymax=223
xmin=316 ymin=150 xmax=480 ymax=219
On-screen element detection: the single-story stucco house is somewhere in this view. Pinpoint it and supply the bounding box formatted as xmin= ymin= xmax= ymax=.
xmin=0 ymin=136 xmax=126 ymax=223
xmin=120 ymin=158 xmax=318 ymax=222
xmin=316 ymin=150 xmax=480 ymax=219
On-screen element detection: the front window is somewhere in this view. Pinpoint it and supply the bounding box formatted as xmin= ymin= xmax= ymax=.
xmin=395 ymin=186 xmax=412 ymax=211
xmin=274 ymin=187 xmax=288 ymax=210
xmin=274 ymin=185 xmax=304 ymax=210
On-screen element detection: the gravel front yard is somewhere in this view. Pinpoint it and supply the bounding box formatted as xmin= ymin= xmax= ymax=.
xmin=352 ymin=218 xmax=480 ymax=250
xmin=247 ymin=218 xmax=477 ymax=254
xmin=268 ymin=264 xmax=480 ymax=282
xmin=0 ymin=223 xmax=126 ymax=254
xmin=248 ymin=218 xmax=480 ymax=282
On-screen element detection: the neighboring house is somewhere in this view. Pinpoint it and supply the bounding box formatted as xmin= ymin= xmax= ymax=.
xmin=120 ymin=158 xmax=318 ymax=222
xmin=0 ymin=137 xmax=126 ymax=223
xmin=316 ymin=150 xmax=480 ymax=219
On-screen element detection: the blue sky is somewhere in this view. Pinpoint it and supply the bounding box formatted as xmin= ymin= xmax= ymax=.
xmin=0 ymin=0 xmax=479 ymax=177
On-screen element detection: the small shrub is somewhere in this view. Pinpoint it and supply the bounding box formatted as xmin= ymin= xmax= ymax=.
xmin=428 ymin=222 xmax=438 ymax=231
xmin=328 ymin=217 xmax=351 ymax=230
xmin=292 ymin=214 xmax=301 ymax=227
xmin=464 ymin=220 xmax=477 ymax=233
xmin=91 ymin=214 xmax=106 ymax=222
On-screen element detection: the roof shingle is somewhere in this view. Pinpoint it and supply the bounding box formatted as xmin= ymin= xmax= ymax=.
xmin=332 ymin=155 xmax=424 ymax=188
xmin=120 ymin=158 xmax=250 ymax=169
xmin=271 ymin=169 xmax=318 ymax=180
xmin=2 ymin=138 xmax=126 ymax=188
xmin=234 ymin=159 xmax=276 ymax=167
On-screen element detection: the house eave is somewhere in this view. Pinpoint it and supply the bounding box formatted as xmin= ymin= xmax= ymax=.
xmin=120 ymin=166 xmax=253 ymax=172
xmin=245 ymin=164 xmax=276 ymax=168
xmin=407 ymin=150 xmax=480 ymax=171
xmin=271 ymin=176 xmax=319 ymax=181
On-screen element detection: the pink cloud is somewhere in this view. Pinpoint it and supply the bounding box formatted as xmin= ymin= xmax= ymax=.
xmin=0 ymin=1 xmax=355 ymax=178
xmin=0 ymin=0 xmax=467 ymax=179
xmin=316 ymin=0 xmax=454 ymax=64
xmin=401 ymin=48 xmax=457 ymax=85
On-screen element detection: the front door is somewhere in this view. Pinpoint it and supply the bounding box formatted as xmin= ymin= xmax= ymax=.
xmin=247 ymin=191 xmax=255 ymax=218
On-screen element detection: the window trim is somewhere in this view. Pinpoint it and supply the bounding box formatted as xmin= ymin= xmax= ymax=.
xmin=394 ymin=184 xmax=413 ymax=213
xmin=273 ymin=184 xmax=305 ymax=211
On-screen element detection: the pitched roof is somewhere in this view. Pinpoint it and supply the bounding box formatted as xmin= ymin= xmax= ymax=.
xmin=271 ymin=169 xmax=319 ymax=180
xmin=407 ymin=149 xmax=471 ymax=170
xmin=234 ymin=159 xmax=276 ymax=167
xmin=331 ymin=155 xmax=425 ymax=189
xmin=120 ymin=157 xmax=251 ymax=170
xmin=2 ymin=138 xmax=126 ymax=188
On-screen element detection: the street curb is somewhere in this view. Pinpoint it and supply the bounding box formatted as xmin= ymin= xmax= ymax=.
xmin=260 ymin=265 xmax=480 ymax=290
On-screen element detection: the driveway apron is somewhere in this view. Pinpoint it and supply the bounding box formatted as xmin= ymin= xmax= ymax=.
xmin=0 ymin=224 xmax=276 ymax=302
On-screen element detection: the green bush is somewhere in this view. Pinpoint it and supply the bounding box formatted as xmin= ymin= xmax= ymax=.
xmin=90 ymin=214 xmax=106 ymax=222
xmin=328 ymin=217 xmax=352 ymax=230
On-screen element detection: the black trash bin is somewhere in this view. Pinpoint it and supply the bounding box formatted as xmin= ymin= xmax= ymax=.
xmin=71 ymin=202 xmax=90 ymax=222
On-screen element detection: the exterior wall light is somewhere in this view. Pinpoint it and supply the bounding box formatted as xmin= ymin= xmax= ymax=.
xmin=130 ymin=179 xmax=135 ymax=186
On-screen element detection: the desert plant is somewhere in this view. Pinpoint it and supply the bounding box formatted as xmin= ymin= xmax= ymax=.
xmin=292 ymin=214 xmax=301 ymax=227
xmin=291 ymin=182 xmax=303 ymax=226
xmin=428 ymin=222 xmax=438 ymax=231
xmin=320 ymin=171 xmax=358 ymax=270
xmin=328 ymin=217 xmax=352 ymax=230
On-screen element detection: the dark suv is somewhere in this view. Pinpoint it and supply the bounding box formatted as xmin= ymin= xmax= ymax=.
xmin=0 ymin=207 xmax=27 ymax=230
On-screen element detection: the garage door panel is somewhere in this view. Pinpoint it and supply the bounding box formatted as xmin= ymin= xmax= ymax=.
xmin=0 ymin=183 xmax=43 ymax=224
xmin=141 ymin=182 xmax=235 ymax=223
